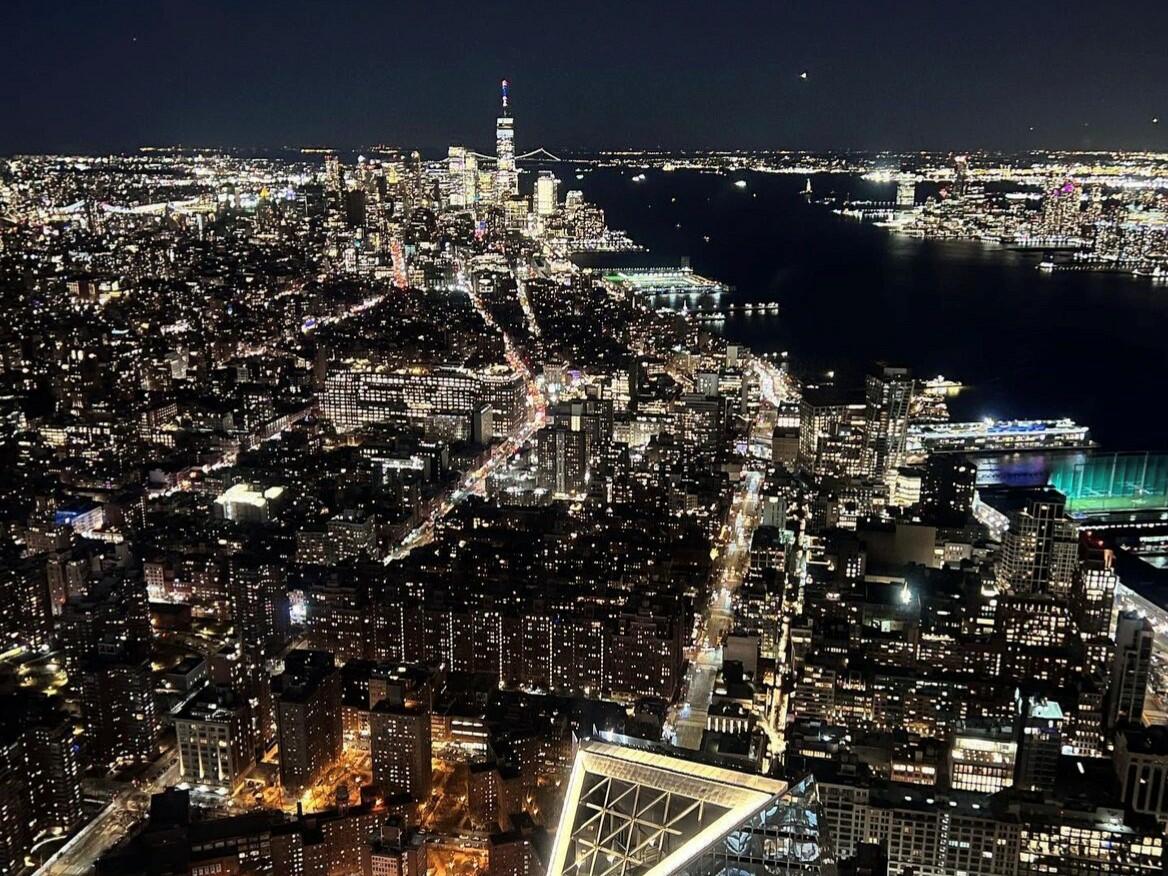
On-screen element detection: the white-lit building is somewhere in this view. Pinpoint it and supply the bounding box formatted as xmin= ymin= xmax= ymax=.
xmin=534 ymin=171 xmax=558 ymax=217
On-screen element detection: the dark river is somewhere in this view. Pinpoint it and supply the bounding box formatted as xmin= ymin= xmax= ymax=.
xmin=561 ymin=166 xmax=1168 ymax=452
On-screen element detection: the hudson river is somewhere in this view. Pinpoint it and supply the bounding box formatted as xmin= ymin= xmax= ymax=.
xmin=567 ymin=167 xmax=1168 ymax=451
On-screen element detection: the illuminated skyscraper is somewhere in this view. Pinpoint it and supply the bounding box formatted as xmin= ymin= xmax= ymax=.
xmin=896 ymin=175 xmax=915 ymax=207
xmin=953 ymin=154 xmax=970 ymax=197
xmin=496 ymin=79 xmax=518 ymax=198
xmin=447 ymin=145 xmax=478 ymax=208
xmin=994 ymin=488 xmax=1077 ymax=597
xmin=534 ymin=171 xmax=558 ymax=216
xmin=1039 ymin=178 xmax=1082 ymax=238
xmin=324 ymin=152 xmax=344 ymax=197
xmin=862 ymin=365 xmax=913 ymax=482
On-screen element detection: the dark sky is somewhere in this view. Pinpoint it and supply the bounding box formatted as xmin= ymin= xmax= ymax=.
xmin=4 ymin=0 xmax=1167 ymax=154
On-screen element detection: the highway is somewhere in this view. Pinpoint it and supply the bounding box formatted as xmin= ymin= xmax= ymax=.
xmin=37 ymin=751 xmax=180 ymax=876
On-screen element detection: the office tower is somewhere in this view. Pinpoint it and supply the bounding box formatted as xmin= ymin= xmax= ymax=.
xmin=228 ymin=554 xmax=291 ymax=656
xmin=79 ymin=647 xmax=158 ymax=769
xmin=1074 ymin=533 xmax=1118 ymax=637
xmin=325 ymin=153 xmax=344 ymax=193
xmin=995 ymin=488 xmax=1078 ymax=597
xmin=495 ymin=79 xmax=518 ymax=198
xmin=370 ymin=701 xmax=432 ymax=804
xmin=174 ymin=686 xmax=256 ymax=793
xmin=953 ymin=154 xmax=970 ymax=197
xmin=1040 ymin=178 xmax=1082 ymax=237
xmin=862 ymin=365 xmax=913 ymax=481
xmin=545 ymin=737 xmax=834 ymax=875
xmin=274 ymin=650 xmax=343 ymax=794
xmin=447 ymin=145 xmax=478 ymax=208
xmin=1110 ymin=611 xmax=1153 ymax=728
xmin=534 ymin=171 xmax=558 ymax=217
xmin=948 ymin=725 xmax=1017 ymax=794
xmin=896 ymin=176 xmax=915 ymax=207
xmin=918 ymin=453 xmax=976 ymax=524
xmin=1014 ymin=695 xmax=1063 ymax=794
xmin=536 ymin=424 xmax=590 ymax=495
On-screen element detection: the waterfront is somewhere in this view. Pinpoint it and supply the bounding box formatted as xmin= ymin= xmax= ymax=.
xmin=566 ymin=166 xmax=1168 ymax=451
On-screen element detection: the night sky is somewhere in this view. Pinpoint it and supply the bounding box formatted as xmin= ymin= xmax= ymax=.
xmin=4 ymin=0 xmax=1168 ymax=154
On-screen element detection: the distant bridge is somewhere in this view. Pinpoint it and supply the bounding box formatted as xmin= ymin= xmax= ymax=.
xmin=467 ymin=147 xmax=561 ymax=163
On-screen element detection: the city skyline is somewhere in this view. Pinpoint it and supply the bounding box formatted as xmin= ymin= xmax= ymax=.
xmin=3 ymin=11 xmax=1168 ymax=875
xmin=4 ymin=0 xmax=1168 ymax=154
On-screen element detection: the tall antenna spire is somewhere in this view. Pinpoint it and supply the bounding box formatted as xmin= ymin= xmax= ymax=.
xmin=501 ymin=79 xmax=510 ymax=117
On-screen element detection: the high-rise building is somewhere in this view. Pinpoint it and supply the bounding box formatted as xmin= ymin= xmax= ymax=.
xmin=1114 ymin=726 xmax=1168 ymax=823
xmin=495 ymin=79 xmax=518 ymax=199
xmin=798 ymin=387 xmax=867 ymax=479
xmin=953 ymin=154 xmax=970 ymax=197
xmin=480 ymin=366 xmax=527 ymax=437
xmin=676 ymin=393 xmax=725 ymax=458
xmin=209 ymin=641 xmax=274 ymax=751
xmin=0 ymin=757 xmax=31 ymax=876
xmin=534 ymin=171 xmax=558 ymax=217
xmin=0 ymin=546 xmax=51 ymax=652
xmin=228 ymin=554 xmax=290 ymax=657
xmin=0 ymin=693 xmax=83 ymax=839
xmin=1111 ymin=611 xmax=1153 ymax=728
xmin=79 ymin=647 xmax=158 ymax=770
xmin=536 ymin=425 xmax=590 ymax=496
xmin=1039 ymin=178 xmax=1082 ymax=238
xmin=324 ymin=153 xmax=344 ymax=209
xmin=447 ymin=145 xmax=479 ymax=208
xmin=862 ymin=365 xmax=913 ymax=481
xmin=918 ymin=453 xmax=976 ymax=524
xmin=896 ymin=176 xmax=915 ymax=207
xmin=994 ymin=488 xmax=1078 ymax=597
xmin=274 ymin=650 xmax=342 ymax=794
xmin=1074 ymin=532 xmax=1118 ymax=637
xmin=370 ymin=702 xmax=431 ymax=804
xmin=1014 ymin=695 xmax=1063 ymax=794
